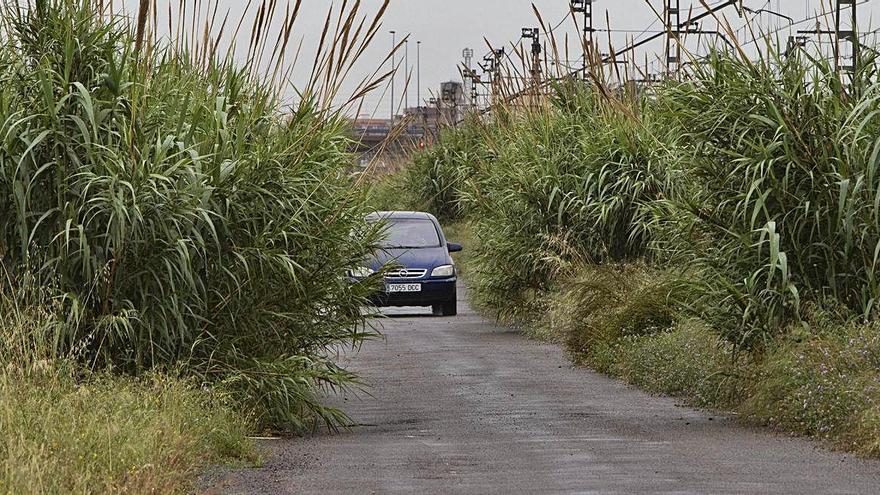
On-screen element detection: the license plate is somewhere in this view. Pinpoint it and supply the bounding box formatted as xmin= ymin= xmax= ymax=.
xmin=386 ymin=283 xmax=422 ymax=293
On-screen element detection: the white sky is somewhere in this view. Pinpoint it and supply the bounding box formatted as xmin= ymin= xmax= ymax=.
xmin=124 ymin=1 xmax=878 ymax=117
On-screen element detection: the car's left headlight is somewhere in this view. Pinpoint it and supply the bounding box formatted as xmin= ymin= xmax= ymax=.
xmin=431 ymin=264 xmax=455 ymax=277
xmin=348 ymin=266 xmax=375 ymax=278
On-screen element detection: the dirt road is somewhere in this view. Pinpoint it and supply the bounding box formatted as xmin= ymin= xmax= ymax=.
xmin=215 ymin=285 xmax=880 ymax=494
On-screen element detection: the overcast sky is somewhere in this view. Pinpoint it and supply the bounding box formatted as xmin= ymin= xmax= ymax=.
xmin=126 ymin=1 xmax=877 ymax=117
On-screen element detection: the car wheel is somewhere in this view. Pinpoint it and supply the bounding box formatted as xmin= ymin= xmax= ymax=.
xmin=432 ymin=301 xmax=457 ymax=317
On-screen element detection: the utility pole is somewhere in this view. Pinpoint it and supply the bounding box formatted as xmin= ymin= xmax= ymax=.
xmin=416 ymin=40 xmax=425 ymax=146
xmin=404 ymin=39 xmax=410 ymax=110
xmin=493 ymin=48 xmax=504 ymax=97
xmin=479 ymin=47 xmax=505 ymax=102
xmin=797 ymin=0 xmax=860 ymax=75
xmin=479 ymin=54 xmax=496 ymax=93
xmin=522 ymin=27 xmax=542 ymax=88
xmin=835 ymin=0 xmax=859 ymax=73
xmin=785 ymin=35 xmax=808 ymax=57
xmin=570 ymin=0 xmax=595 ymax=80
xmin=479 ymin=52 xmax=495 ymax=102
xmin=417 ymin=41 xmax=422 ymax=108
xmin=470 ymin=73 xmax=480 ymax=109
xmin=390 ymin=30 xmax=396 ymax=123
xmin=463 ymin=63 xmax=482 ymax=113
xmin=665 ymin=0 xmax=681 ymax=75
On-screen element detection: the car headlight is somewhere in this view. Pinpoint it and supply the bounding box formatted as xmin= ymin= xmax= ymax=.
xmin=348 ymin=267 xmax=375 ymax=278
xmin=431 ymin=264 xmax=455 ymax=277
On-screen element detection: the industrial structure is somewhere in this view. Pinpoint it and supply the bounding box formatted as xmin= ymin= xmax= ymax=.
xmin=356 ymin=0 xmax=868 ymax=158
xmin=350 ymin=81 xmax=466 ymax=161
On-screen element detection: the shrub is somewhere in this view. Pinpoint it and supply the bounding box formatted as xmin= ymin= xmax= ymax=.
xmin=466 ymin=86 xmax=675 ymax=319
xmin=550 ymin=263 xmax=682 ymax=359
xmin=655 ymin=49 xmax=880 ymax=350
xmin=402 ymin=118 xmax=489 ymax=220
xmin=0 ymin=0 xmax=386 ymax=429
xmin=587 ymin=320 xmax=738 ymax=408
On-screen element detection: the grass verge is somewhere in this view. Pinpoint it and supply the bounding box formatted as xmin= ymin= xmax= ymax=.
xmin=442 ymin=245 xmax=880 ymax=457
xmin=0 ymin=369 xmax=255 ymax=494
xmin=520 ymin=262 xmax=880 ymax=458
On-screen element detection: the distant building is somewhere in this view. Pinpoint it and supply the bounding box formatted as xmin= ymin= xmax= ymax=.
xmin=404 ymin=105 xmax=442 ymax=140
xmin=349 ymin=81 xmax=469 ymax=163
xmin=351 ymin=118 xmax=392 ymax=146
xmin=350 ymin=112 xmax=431 ymax=158
xmin=439 ymin=81 xmax=465 ymax=123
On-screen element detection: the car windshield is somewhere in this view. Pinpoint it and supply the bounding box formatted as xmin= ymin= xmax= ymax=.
xmin=378 ymin=219 xmax=441 ymax=249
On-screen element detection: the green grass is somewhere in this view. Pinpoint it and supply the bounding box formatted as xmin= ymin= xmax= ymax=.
xmin=586 ymin=320 xmax=738 ymax=408
xmin=0 ymin=369 xmax=254 ymax=495
xmin=0 ymin=285 xmax=255 ymax=494
xmin=744 ymin=321 xmax=880 ymax=456
xmin=581 ymin=315 xmax=880 ymax=457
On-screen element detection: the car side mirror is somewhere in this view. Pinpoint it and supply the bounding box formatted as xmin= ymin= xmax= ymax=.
xmin=447 ymin=242 xmax=463 ymax=253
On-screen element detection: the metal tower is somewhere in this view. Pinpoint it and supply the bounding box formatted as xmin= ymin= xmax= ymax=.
xmin=462 ymin=48 xmax=475 ymax=106
xmin=665 ymin=0 xmax=681 ymax=74
xmin=570 ymin=0 xmax=596 ymax=80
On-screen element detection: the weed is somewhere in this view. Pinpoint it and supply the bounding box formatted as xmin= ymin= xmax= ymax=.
xmin=0 ymin=369 xmax=254 ymax=494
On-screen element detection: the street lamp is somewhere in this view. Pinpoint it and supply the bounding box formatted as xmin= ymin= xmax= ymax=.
xmin=404 ymin=39 xmax=410 ymax=110
xmin=390 ymin=30 xmax=396 ymax=123
xmin=417 ymin=41 xmax=421 ymax=108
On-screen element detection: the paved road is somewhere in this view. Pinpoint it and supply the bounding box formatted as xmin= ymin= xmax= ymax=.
xmin=215 ymin=285 xmax=880 ymax=494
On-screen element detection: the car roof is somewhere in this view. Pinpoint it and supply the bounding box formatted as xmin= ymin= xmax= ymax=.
xmin=367 ymin=211 xmax=435 ymax=221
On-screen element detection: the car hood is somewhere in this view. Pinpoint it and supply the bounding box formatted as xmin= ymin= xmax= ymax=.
xmin=368 ymin=246 xmax=450 ymax=271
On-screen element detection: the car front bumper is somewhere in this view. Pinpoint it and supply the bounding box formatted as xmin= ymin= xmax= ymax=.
xmin=370 ymin=277 xmax=457 ymax=307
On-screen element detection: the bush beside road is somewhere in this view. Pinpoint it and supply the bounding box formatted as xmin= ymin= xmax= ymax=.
xmin=383 ymin=46 xmax=880 ymax=458
xmin=0 ymin=1 xmax=386 ymax=491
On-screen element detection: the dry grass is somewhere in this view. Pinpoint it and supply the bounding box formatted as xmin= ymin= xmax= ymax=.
xmin=0 ymin=287 xmax=254 ymax=494
xmin=0 ymin=370 xmax=255 ymax=494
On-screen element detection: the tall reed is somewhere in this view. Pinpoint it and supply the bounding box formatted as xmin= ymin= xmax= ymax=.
xmin=655 ymin=47 xmax=880 ymax=349
xmin=457 ymin=83 xmax=675 ymax=321
xmin=0 ymin=0 xmax=389 ymax=429
xmin=402 ymin=38 xmax=880 ymax=352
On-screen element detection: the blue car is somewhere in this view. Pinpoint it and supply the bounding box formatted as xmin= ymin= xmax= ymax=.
xmin=353 ymin=211 xmax=462 ymax=316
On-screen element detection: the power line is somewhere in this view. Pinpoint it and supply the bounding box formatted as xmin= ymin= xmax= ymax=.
xmin=465 ymin=0 xmax=870 ymax=120
xmin=737 ymin=0 xmax=869 ymax=51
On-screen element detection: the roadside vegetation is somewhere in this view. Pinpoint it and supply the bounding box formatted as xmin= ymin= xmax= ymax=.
xmin=0 ymin=369 xmax=254 ymax=494
xmin=383 ymin=42 xmax=880 ymax=456
xmin=0 ymin=0 xmax=388 ymax=491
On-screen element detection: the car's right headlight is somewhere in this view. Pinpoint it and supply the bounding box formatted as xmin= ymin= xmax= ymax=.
xmin=348 ymin=267 xmax=375 ymax=278
xmin=431 ymin=264 xmax=455 ymax=277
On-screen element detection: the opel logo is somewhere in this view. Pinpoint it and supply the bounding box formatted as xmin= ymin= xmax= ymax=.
xmin=394 ymin=269 xmax=409 ymax=278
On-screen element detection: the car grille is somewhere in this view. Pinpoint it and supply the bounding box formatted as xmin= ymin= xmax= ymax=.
xmin=385 ymin=268 xmax=428 ymax=279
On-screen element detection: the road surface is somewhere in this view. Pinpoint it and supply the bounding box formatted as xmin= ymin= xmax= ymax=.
xmin=214 ymin=284 xmax=880 ymax=494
